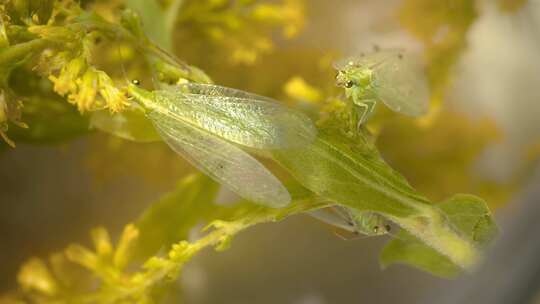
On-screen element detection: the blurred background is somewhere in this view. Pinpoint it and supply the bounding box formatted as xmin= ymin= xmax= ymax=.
xmin=2 ymin=0 xmax=540 ymax=303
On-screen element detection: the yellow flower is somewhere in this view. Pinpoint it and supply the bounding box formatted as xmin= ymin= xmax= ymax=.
xmin=281 ymin=0 xmax=305 ymax=38
xmin=254 ymin=37 xmax=273 ymax=53
xmin=0 ymin=94 xmax=7 ymax=125
xmin=96 ymin=71 xmax=128 ymax=113
xmin=284 ymin=76 xmax=323 ymax=104
xmin=252 ymin=0 xmax=305 ymax=38
xmin=114 ymin=224 xmax=139 ymax=270
xmin=49 ymin=57 xmax=86 ymax=96
xmin=69 ymin=67 xmax=99 ymax=112
xmin=17 ymin=258 xmax=59 ymax=296
xmin=35 ymin=50 xmax=70 ymax=76
xmin=231 ymin=46 xmax=258 ymax=65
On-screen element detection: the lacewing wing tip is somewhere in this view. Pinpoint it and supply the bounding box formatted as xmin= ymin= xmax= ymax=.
xmin=260 ymin=193 xmax=292 ymax=209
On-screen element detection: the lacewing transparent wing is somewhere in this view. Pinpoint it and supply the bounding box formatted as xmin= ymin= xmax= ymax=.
xmin=308 ymin=208 xmax=357 ymax=233
xmin=309 ymin=206 xmax=390 ymax=237
xmin=153 ymin=113 xmax=291 ymax=207
xmin=150 ymin=83 xmax=317 ymax=149
xmin=333 ymin=50 xmax=398 ymax=71
xmin=335 ymin=50 xmax=429 ymax=117
xmin=127 ymin=83 xmax=317 ymax=208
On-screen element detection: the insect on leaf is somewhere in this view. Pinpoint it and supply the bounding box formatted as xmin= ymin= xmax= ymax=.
xmin=128 ymin=82 xmax=317 ymax=207
xmin=336 ymin=50 xmax=430 ymax=117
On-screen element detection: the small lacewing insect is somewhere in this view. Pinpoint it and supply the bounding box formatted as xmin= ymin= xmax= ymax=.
xmin=309 ymin=206 xmax=391 ymax=238
xmin=334 ymin=49 xmax=430 ymax=128
xmin=127 ymin=81 xmax=317 ymax=208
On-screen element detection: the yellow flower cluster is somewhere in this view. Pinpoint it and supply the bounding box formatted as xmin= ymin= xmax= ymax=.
xmin=251 ymin=0 xmax=305 ymax=38
xmin=177 ymin=0 xmax=306 ymax=65
xmin=15 ymin=225 xmax=139 ymax=302
xmin=29 ymin=24 xmax=129 ymax=113
xmin=48 ymin=57 xmax=128 ymax=113
xmin=284 ymin=76 xmax=323 ymax=104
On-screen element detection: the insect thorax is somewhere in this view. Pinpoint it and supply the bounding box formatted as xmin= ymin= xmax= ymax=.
xmin=341 ymin=69 xmax=374 ymax=100
xmin=351 ymin=211 xmax=389 ymax=236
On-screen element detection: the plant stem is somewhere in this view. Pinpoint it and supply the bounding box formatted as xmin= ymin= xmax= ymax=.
xmin=0 ymin=38 xmax=48 ymax=67
xmin=165 ymin=0 xmax=185 ymax=36
xmin=73 ymin=16 xmax=211 ymax=84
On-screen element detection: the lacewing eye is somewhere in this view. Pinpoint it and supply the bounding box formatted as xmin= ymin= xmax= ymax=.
xmin=345 ymin=80 xmax=354 ymax=88
xmin=132 ymin=79 xmax=141 ymax=86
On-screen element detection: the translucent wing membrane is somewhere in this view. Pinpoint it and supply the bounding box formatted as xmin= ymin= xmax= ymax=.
xmin=152 ymin=83 xmax=317 ymax=149
xmin=369 ymin=51 xmax=429 ymax=116
xmin=334 ymin=50 xmax=429 ymax=117
xmin=150 ymin=111 xmax=291 ymax=208
xmin=309 ymin=206 xmax=390 ymax=236
xmin=333 ymin=51 xmax=399 ymax=71
xmin=172 ymin=83 xmax=277 ymax=102
xmin=308 ymin=208 xmax=356 ymax=233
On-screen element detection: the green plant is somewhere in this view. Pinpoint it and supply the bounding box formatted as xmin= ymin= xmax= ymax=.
xmin=0 ymin=0 xmax=501 ymax=303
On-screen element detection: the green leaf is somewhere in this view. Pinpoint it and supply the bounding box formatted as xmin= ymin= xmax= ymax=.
xmin=439 ymin=194 xmax=498 ymax=247
xmin=125 ymin=0 xmax=172 ymax=51
xmin=89 ymin=109 xmax=161 ymax=142
xmin=273 ymin=127 xmax=495 ymax=272
xmin=134 ymin=174 xmax=221 ymax=259
xmin=273 ymin=127 xmax=426 ymax=217
xmin=380 ymin=194 xmax=498 ymax=277
xmin=380 ymin=231 xmax=461 ymax=278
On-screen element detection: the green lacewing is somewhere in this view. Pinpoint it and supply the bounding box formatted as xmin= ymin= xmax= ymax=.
xmin=334 ymin=49 xmax=429 ymax=127
xmin=127 ymin=81 xmax=317 ymax=208
xmin=309 ymin=206 xmax=391 ymax=237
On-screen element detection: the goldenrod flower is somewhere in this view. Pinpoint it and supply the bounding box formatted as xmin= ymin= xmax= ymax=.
xmin=96 ymin=71 xmax=128 ymax=113
xmin=69 ymin=67 xmax=99 ymax=112
xmin=252 ymin=0 xmax=305 ymax=38
xmin=281 ymin=0 xmax=305 ymax=38
xmin=49 ymin=57 xmax=86 ymax=96
xmin=284 ymin=76 xmax=323 ymax=104
xmin=17 ymin=258 xmax=59 ymax=296
xmin=232 ymin=46 xmax=258 ymax=65
xmin=35 ymin=50 xmax=70 ymax=76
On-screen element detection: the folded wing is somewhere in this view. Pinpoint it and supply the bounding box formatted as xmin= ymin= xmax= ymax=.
xmin=368 ymin=50 xmax=430 ymax=116
xmin=150 ymin=111 xmax=291 ymax=208
xmin=152 ymin=83 xmax=317 ymax=149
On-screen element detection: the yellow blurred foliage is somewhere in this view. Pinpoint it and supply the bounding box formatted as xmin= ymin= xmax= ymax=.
xmin=498 ymin=0 xmax=528 ymax=13
xmin=376 ymin=111 xmax=512 ymax=209
xmin=399 ymin=0 xmax=477 ymax=106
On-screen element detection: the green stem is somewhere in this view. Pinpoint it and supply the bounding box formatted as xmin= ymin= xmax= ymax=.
xmin=72 ymin=17 xmax=211 ymax=84
xmin=165 ymin=0 xmax=185 ymax=35
xmin=0 ymin=38 xmax=48 ymax=67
